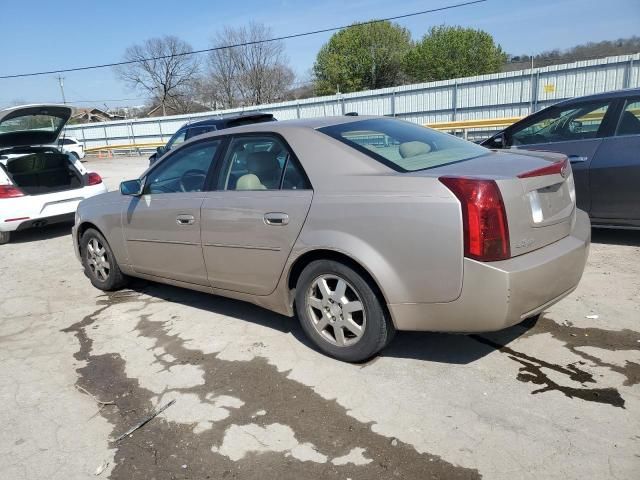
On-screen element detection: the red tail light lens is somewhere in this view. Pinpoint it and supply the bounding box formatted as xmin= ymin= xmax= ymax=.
xmin=0 ymin=185 xmax=25 ymax=198
xmin=87 ymin=172 xmax=103 ymax=185
xmin=518 ymin=158 xmax=569 ymax=179
xmin=439 ymin=177 xmax=510 ymax=261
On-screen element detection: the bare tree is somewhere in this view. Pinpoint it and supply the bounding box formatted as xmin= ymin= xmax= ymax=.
xmin=115 ymin=36 xmax=200 ymax=116
xmin=204 ymin=23 xmax=294 ymax=108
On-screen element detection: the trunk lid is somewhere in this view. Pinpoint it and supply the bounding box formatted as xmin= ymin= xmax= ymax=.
xmin=0 ymin=104 xmax=72 ymax=149
xmin=417 ymin=149 xmax=576 ymax=257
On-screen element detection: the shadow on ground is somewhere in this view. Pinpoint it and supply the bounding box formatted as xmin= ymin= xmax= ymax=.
xmin=591 ymin=228 xmax=640 ymax=246
xmin=7 ymin=222 xmax=73 ymax=244
xmin=129 ymin=280 xmax=532 ymax=366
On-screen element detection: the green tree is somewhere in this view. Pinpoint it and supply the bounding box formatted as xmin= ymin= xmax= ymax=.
xmin=313 ymin=21 xmax=412 ymax=95
xmin=404 ymin=25 xmax=507 ymax=82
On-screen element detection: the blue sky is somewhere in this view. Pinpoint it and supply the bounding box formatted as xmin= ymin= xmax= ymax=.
xmin=1 ymin=0 xmax=638 ymax=108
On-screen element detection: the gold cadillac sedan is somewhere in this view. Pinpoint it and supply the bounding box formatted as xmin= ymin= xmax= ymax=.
xmin=73 ymin=116 xmax=590 ymax=362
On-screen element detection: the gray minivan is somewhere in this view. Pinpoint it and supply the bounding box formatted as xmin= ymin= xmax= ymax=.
xmin=483 ymin=88 xmax=640 ymax=229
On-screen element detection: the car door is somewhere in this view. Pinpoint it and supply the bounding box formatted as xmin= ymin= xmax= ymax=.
xmin=499 ymin=99 xmax=617 ymax=213
xmin=589 ymin=97 xmax=640 ymax=223
xmin=122 ymin=139 xmax=222 ymax=285
xmin=201 ymin=134 xmax=313 ymax=295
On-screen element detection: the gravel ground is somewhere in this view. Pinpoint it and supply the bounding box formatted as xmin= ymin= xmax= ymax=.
xmin=1 ymin=155 xmax=639 ymax=480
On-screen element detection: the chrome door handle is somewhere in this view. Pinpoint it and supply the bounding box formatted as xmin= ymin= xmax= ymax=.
xmin=264 ymin=212 xmax=289 ymax=226
xmin=568 ymin=155 xmax=588 ymax=163
xmin=176 ymin=214 xmax=195 ymax=225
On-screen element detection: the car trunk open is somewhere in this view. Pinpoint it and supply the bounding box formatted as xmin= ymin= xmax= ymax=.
xmin=3 ymin=151 xmax=83 ymax=195
xmin=0 ymin=104 xmax=83 ymax=195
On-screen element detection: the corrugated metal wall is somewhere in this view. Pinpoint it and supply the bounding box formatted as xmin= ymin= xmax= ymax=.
xmin=65 ymin=53 xmax=640 ymax=149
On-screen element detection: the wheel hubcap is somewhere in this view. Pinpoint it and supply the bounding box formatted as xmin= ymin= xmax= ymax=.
xmin=306 ymin=274 xmax=366 ymax=347
xmin=86 ymin=238 xmax=110 ymax=282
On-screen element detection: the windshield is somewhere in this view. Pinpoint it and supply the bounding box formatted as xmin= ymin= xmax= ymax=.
xmin=318 ymin=118 xmax=488 ymax=172
xmin=0 ymin=114 xmax=65 ymax=134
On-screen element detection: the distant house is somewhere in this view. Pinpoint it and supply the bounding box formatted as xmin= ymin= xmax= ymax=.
xmin=69 ymin=108 xmax=125 ymax=124
xmin=145 ymin=101 xmax=210 ymax=118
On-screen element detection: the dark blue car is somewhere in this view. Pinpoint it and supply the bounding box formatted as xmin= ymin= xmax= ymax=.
xmin=482 ymin=88 xmax=640 ymax=228
xmin=149 ymin=112 xmax=275 ymax=165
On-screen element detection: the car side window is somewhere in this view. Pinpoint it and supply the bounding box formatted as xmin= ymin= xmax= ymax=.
xmin=144 ymin=140 xmax=220 ymax=194
xmin=165 ymin=129 xmax=187 ymax=150
xmin=220 ymin=136 xmax=310 ymax=191
xmin=186 ymin=126 xmax=216 ymax=140
xmin=511 ymin=100 xmax=612 ymax=146
xmin=616 ymin=99 xmax=640 ymax=136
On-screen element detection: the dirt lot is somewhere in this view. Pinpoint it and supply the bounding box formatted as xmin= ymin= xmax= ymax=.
xmin=1 ymin=155 xmax=639 ymax=479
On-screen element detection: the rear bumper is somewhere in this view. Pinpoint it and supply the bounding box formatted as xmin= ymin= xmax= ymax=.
xmin=388 ymin=209 xmax=591 ymax=332
xmin=0 ymin=183 xmax=107 ymax=233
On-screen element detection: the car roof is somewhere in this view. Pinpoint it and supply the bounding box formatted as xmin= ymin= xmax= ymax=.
xmin=200 ymin=115 xmax=384 ymax=137
xmin=553 ymin=87 xmax=640 ymax=107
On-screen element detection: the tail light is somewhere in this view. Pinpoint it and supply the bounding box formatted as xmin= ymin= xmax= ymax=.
xmin=518 ymin=158 xmax=569 ymax=179
xmin=87 ymin=172 xmax=103 ymax=185
xmin=0 ymin=185 xmax=25 ymax=198
xmin=439 ymin=177 xmax=510 ymax=262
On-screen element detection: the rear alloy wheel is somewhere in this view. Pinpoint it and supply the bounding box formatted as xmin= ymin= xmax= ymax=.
xmin=295 ymin=260 xmax=394 ymax=362
xmin=0 ymin=231 xmax=10 ymax=245
xmin=81 ymin=228 xmax=127 ymax=291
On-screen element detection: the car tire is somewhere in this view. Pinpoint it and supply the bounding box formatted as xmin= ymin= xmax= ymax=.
xmin=80 ymin=228 xmax=127 ymax=291
xmin=295 ymin=260 xmax=394 ymax=362
xmin=0 ymin=231 xmax=10 ymax=245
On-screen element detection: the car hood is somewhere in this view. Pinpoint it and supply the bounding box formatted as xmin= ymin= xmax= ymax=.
xmin=0 ymin=104 xmax=72 ymax=149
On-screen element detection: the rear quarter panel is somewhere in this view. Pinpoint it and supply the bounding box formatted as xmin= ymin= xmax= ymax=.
xmin=292 ymin=176 xmax=464 ymax=304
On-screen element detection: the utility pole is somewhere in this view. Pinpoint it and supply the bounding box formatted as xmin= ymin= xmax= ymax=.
xmin=57 ymin=76 xmax=66 ymax=104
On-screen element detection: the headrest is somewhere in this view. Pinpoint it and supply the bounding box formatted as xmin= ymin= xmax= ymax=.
xmin=399 ymin=141 xmax=431 ymax=158
xmin=236 ymin=174 xmax=266 ymax=190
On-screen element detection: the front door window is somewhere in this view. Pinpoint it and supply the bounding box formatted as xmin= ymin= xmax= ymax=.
xmin=511 ymin=101 xmax=613 ymax=146
xmin=145 ymin=140 xmax=220 ymax=194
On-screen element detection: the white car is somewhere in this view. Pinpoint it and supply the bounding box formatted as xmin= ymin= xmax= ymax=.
xmin=0 ymin=104 xmax=107 ymax=245
xmin=54 ymin=136 xmax=85 ymax=160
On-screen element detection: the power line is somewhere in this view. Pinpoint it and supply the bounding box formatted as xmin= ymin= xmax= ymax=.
xmin=0 ymin=0 xmax=487 ymax=80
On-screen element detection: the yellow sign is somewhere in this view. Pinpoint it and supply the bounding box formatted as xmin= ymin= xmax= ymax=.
xmin=544 ymin=84 xmax=556 ymax=93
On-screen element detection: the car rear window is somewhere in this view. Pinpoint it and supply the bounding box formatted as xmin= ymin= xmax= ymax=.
xmin=318 ymin=118 xmax=488 ymax=172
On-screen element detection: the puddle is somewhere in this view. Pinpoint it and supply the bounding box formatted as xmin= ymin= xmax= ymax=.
xmin=470 ymin=334 xmax=625 ymax=408
xmin=522 ymin=316 xmax=640 ymax=386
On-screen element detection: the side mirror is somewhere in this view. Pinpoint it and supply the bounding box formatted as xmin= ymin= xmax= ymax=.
xmin=156 ymin=146 xmax=165 ymax=155
xmin=120 ymin=179 xmax=143 ymax=196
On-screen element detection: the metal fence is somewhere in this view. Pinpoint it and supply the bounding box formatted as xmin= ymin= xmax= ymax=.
xmin=65 ymin=53 xmax=640 ymax=150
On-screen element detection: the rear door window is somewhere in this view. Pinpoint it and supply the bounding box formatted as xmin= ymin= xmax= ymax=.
xmin=616 ymin=99 xmax=640 ymax=136
xmin=219 ymin=136 xmax=310 ymax=190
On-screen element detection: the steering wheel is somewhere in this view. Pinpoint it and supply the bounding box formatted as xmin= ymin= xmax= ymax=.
xmin=179 ymin=169 xmax=207 ymax=192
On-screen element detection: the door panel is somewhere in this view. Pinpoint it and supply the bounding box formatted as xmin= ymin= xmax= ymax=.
xmin=123 ymin=194 xmax=208 ymax=284
xmin=121 ymin=139 xmax=221 ymax=285
xmin=201 ymin=190 xmax=313 ymax=295
xmin=589 ymin=135 xmax=640 ymax=221
xmin=512 ymin=139 xmax=602 ymax=213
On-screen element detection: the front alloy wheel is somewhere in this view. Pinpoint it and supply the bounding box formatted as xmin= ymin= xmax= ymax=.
xmin=80 ymin=228 xmax=127 ymax=291
xmin=86 ymin=237 xmax=111 ymax=282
